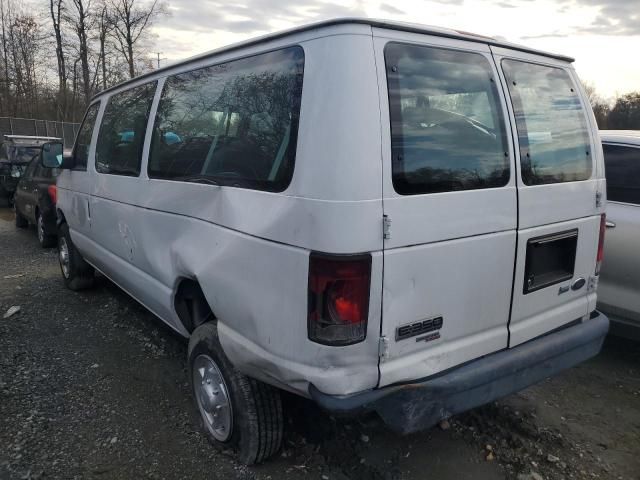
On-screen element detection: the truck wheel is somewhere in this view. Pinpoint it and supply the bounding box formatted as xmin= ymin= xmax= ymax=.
xmin=37 ymin=212 xmax=56 ymax=248
xmin=188 ymin=322 xmax=283 ymax=465
xmin=15 ymin=207 xmax=28 ymax=228
xmin=58 ymin=223 xmax=94 ymax=290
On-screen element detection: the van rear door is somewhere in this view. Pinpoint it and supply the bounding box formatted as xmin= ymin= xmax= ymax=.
xmin=492 ymin=48 xmax=605 ymax=347
xmin=373 ymin=31 xmax=518 ymax=388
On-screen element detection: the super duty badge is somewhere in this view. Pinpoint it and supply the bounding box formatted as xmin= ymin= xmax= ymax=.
xmin=396 ymin=316 xmax=443 ymax=341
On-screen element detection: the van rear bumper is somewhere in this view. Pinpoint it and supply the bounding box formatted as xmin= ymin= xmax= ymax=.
xmin=309 ymin=311 xmax=609 ymax=434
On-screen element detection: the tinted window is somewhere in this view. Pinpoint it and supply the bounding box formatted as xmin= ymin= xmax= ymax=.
xmin=385 ymin=43 xmax=510 ymax=195
xmin=11 ymin=146 xmax=40 ymax=163
xmin=502 ymin=60 xmax=592 ymax=185
xmin=148 ymin=47 xmax=304 ymax=192
xmin=74 ymin=102 xmax=100 ymax=170
xmin=603 ymin=143 xmax=640 ymax=205
xmin=96 ymin=82 xmax=156 ymax=176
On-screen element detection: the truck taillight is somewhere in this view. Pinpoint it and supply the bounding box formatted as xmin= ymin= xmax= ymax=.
xmin=308 ymin=253 xmax=371 ymax=346
xmin=595 ymin=213 xmax=606 ymax=275
xmin=47 ymin=185 xmax=57 ymax=204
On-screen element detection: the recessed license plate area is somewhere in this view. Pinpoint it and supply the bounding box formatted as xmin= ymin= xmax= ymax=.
xmin=524 ymin=229 xmax=578 ymax=294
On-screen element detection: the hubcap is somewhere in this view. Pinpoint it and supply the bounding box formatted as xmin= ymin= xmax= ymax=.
xmin=37 ymin=215 xmax=44 ymax=243
xmin=193 ymin=354 xmax=233 ymax=442
xmin=59 ymin=237 xmax=71 ymax=278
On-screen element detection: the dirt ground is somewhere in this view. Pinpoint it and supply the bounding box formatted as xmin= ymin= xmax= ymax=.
xmin=1 ymin=206 xmax=639 ymax=480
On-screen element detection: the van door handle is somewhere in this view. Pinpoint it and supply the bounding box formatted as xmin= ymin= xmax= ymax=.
xmin=605 ymin=221 xmax=616 ymax=229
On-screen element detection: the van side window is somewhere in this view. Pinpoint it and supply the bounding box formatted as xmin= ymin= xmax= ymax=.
xmin=603 ymin=144 xmax=640 ymax=205
xmin=148 ymin=46 xmax=304 ymax=192
xmin=73 ymin=102 xmax=100 ymax=170
xmin=502 ymin=60 xmax=592 ymax=185
xmin=385 ymin=43 xmax=510 ymax=195
xmin=95 ymin=82 xmax=156 ymax=176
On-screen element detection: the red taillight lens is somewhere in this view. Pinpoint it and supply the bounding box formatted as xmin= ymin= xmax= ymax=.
xmin=47 ymin=185 xmax=57 ymax=204
xmin=595 ymin=213 xmax=606 ymax=275
xmin=308 ymin=253 xmax=371 ymax=346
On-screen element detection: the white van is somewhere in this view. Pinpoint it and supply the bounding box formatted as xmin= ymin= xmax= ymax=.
xmin=40 ymin=19 xmax=609 ymax=464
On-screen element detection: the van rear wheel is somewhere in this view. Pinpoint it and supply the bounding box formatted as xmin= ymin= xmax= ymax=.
xmin=58 ymin=223 xmax=94 ymax=290
xmin=188 ymin=322 xmax=283 ymax=465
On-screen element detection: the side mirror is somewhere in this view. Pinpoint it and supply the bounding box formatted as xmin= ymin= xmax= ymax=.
xmin=41 ymin=141 xmax=74 ymax=169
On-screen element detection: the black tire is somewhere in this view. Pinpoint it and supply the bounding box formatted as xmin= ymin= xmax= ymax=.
xmin=36 ymin=212 xmax=56 ymax=248
xmin=58 ymin=222 xmax=94 ymax=290
xmin=15 ymin=207 xmax=28 ymax=228
xmin=188 ymin=322 xmax=283 ymax=465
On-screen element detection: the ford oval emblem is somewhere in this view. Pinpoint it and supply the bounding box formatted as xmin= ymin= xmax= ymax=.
xmin=571 ymin=277 xmax=586 ymax=291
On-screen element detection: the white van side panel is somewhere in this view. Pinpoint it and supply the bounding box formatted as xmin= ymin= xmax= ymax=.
xmin=62 ymin=29 xmax=384 ymax=397
xmin=76 ymin=208 xmax=382 ymax=396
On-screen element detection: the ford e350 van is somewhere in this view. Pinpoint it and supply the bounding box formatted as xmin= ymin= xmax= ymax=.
xmin=39 ymin=19 xmax=609 ymax=464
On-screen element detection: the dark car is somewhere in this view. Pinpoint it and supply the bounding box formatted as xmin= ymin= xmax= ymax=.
xmin=14 ymin=153 xmax=60 ymax=247
xmin=1 ymin=135 xmax=60 ymax=206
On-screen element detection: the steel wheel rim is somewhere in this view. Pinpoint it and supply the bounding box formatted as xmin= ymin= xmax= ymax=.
xmin=37 ymin=215 xmax=44 ymax=243
xmin=193 ymin=354 xmax=233 ymax=442
xmin=59 ymin=237 xmax=71 ymax=278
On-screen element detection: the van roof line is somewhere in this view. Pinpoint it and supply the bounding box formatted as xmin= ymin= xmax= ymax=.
xmin=93 ymin=17 xmax=574 ymax=100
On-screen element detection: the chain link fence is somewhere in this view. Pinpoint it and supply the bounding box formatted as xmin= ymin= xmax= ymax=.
xmin=0 ymin=117 xmax=80 ymax=149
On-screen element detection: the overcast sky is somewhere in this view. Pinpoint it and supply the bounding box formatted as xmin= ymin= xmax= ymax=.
xmin=150 ymin=0 xmax=638 ymax=99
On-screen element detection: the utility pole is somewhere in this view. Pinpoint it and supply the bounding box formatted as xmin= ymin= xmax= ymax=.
xmin=156 ymin=52 xmax=161 ymax=69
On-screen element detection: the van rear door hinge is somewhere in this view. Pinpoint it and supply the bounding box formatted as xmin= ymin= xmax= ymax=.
xmin=378 ymin=336 xmax=389 ymax=361
xmin=383 ymin=215 xmax=392 ymax=240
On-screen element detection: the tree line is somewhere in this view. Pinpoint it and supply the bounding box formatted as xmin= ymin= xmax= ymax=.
xmin=0 ymin=0 xmax=164 ymax=122
xmin=585 ymin=85 xmax=640 ymax=130
xmin=0 ymin=1 xmax=638 ymax=129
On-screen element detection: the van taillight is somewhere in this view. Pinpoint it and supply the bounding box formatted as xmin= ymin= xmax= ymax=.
xmin=595 ymin=214 xmax=606 ymax=275
xmin=47 ymin=185 xmax=57 ymax=204
xmin=308 ymin=253 xmax=371 ymax=346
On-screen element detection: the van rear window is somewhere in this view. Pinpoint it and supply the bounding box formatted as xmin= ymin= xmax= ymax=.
xmin=501 ymin=60 xmax=592 ymax=185
xmin=385 ymin=43 xmax=510 ymax=195
xmin=148 ymin=46 xmax=304 ymax=192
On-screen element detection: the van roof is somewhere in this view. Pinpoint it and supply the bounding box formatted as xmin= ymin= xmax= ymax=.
xmin=95 ymin=17 xmax=574 ymax=99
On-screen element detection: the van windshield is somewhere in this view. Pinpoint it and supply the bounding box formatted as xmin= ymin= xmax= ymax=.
xmin=501 ymin=60 xmax=592 ymax=185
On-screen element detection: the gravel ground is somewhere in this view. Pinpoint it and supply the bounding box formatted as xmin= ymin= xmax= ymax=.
xmin=1 ymin=206 xmax=639 ymax=480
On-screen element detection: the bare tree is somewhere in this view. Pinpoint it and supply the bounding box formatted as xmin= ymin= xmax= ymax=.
xmin=97 ymin=2 xmax=110 ymax=90
xmin=65 ymin=0 xmax=95 ymax=103
xmin=109 ymin=0 xmax=163 ymax=79
xmin=609 ymin=92 xmax=640 ymax=130
xmin=7 ymin=13 xmax=42 ymax=116
xmin=0 ymin=0 xmax=13 ymax=113
xmin=49 ymin=0 xmax=68 ymax=119
xmin=583 ymin=81 xmax=611 ymax=129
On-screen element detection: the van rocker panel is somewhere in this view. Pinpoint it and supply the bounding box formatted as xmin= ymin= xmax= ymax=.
xmin=309 ymin=311 xmax=608 ymax=434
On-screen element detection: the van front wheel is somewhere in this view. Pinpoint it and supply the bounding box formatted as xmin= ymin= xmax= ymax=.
xmin=58 ymin=223 xmax=94 ymax=290
xmin=188 ymin=322 xmax=283 ymax=465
